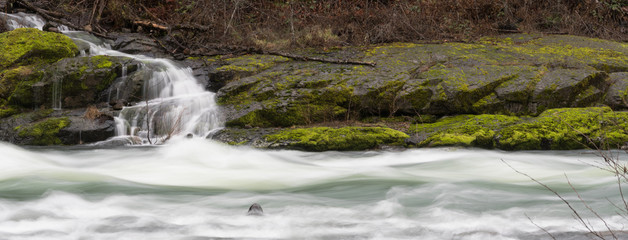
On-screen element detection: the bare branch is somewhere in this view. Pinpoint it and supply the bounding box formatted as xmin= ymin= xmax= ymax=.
xmin=501 ymin=159 xmax=606 ymax=240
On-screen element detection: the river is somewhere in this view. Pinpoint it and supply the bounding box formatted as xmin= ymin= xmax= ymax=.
xmin=1 ymin=12 xmax=627 ymax=240
xmin=0 ymin=140 xmax=626 ymax=239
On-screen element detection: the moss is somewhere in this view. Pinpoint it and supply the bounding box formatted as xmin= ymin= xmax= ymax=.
xmin=411 ymin=114 xmax=521 ymax=148
xmin=0 ymin=106 xmax=18 ymax=118
xmin=90 ymin=55 xmax=114 ymax=69
xmin=17 ymin=117 xmax=70 ymax=145
xmin=217 ymin=54 xmax=290 ymax=73
xmin=497 ymin=107 xmax=628 ymax=150
xmin=264 ymin=127 xmax=409 ymax=151
xmin=0 ymin=28 xmax=78 ymax=68
xmin=0 ymin=66 xmax=44 ymax=107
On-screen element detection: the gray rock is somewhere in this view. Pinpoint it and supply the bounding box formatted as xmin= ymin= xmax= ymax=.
xmin=604 ymin=72 xmax=628 ymax=109
xmin=42 ymin=56 xmax=141 ymax=108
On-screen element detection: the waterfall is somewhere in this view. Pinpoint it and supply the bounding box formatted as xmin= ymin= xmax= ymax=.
xmin=87 ymin=44 xmax=223 ymax=142
xmin=2 ymin=13 xmax=223 ymax=143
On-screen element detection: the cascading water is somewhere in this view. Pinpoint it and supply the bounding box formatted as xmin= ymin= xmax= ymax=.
xmin=3 ymin=13 xmax=223 ymax=143
xmin=0 ymin=12 xmax=45 ymax=30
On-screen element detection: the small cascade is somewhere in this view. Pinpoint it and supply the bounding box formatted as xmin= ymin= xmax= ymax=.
xmin=87 ymin=44 xmax=223 ymax=141
xmin=107 ymin=64 xmax=128 ymax=103
xmin=3 ymin=13 xmax=224 ymax=143
xmin=51 ymin=77 xmax=62 ymax=110
xmin=0 ymin=12 xmax=45 ymax=30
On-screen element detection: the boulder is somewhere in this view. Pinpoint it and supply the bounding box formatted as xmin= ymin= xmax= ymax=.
xmin=0 ymin=28 xmax=78 ymax=69
xmin=43 ymin=55 xmax=140 ymax=108
xmin=210 ymin=126 xmax=409 ymax=151
xmin=605 ymin=72 xmax=628 ymax=109
xmin=215 ymin=34 xmax=628 ymax=128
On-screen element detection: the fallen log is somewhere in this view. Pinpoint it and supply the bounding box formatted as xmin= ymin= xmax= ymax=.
xmin=190 ymin=44 xmax=376 ymax=67
xmin=133 ymin=20 xmax=168 ymax=31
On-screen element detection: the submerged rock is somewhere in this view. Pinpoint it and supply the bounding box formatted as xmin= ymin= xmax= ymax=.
xmin=247 ymin=203 xmax=264 ymax=216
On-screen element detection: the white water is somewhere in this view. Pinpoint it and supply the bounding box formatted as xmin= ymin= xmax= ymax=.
xmin=2 ymin=13 xmax=222 ymax=141
xmin=85 ymin=43 xmax=222 ymax=141
xmin=0 ymin=141 xmax=626 ymax=239
xmin=3 ymin=12 xmax=628 ymax=239
xmin=0 ymin=12 xmax=45 ymax=30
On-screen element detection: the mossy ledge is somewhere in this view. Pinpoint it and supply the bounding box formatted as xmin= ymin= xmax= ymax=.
xmin=407 ymin=107 xmax=628 ymax=150
xmin=263 ymin=127 xmax=409 ymax=151
xmin=17 ymin=117 xmax=70 ymax=145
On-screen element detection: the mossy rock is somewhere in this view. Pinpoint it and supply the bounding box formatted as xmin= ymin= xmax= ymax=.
xmin=45 ymin=55 xmax=139 ymax=108
xmin=0 ymin=105 xmax=18 ymax=118
xmin=496 ymin=107 xmax=628 ymax=150
xmin=0 ymin=28 xmax=78 ymax=69
xmin=0 ymin=66 xmax=44 ymax=108
xmin=217 ymin=35 xmax=628 ymax=128
xmin=17 ymin=117 xmax=70 ymax=145
xmin=410 ymin=114 xmax=521 ymax=148
xmin=264 ymin=126 xmax=409 ymax=151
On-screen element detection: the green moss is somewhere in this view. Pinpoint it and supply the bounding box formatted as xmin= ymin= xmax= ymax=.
xmin=264 ymin=127 xmax=409 ymax=151
xmin=17 ymin=117 xmax=70 ymax=145
xmin=217 ymin=54 xmax=290 ymax=73
xmin=90 ymin=55 xmax=113 ymax=69
xmin=0 ymin=66 xmax=44 ymax=107
xmin=0 ymin=28 xmax=78 ymax=68
xmin=497 ymin=107 xmax=628 ymax=150
xmin=0 ymin=106 xmax=18 ymax=118
xmin=411 ymin=114 xmax=521 ymax=148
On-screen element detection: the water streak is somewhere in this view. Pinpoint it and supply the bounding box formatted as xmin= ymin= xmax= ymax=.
xmin=0 ymin=141 xmax=625 ymax=239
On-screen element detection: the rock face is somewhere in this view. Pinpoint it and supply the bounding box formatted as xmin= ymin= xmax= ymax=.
xmin=0 ymin=29 xmax=138 ymax=145
xmin=44 ymin=55 xmax=140 ymax=108
xmin=215 ymin=34 xmax=628 ymax=128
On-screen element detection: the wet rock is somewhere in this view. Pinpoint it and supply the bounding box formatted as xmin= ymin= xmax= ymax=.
xmin=58 ymin=114 xmax=116 ymax=144
xmin=247 ymin=203 xmax=264 ymax=216
xmin=43 ymin=55 xmax=141 ymax=108
xmin=604 ymin=72 xmax=628 ymax=109
xmin=91 ymin=136 xmax=143 ymax=147
xmin=111 ymin=33 xmax=169 ymax=58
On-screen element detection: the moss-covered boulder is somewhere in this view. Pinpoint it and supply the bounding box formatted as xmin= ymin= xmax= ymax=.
xmin=263 ymin=127 xmax=409 ymax=151
xmin=405 ymin=107 xmax=628 ymax=150
xmin=496 ymin=107 xmax=628 ymax=150
xmin=1 ymin=107 xmax=117 ymax=145
xmin=0 ymin=28 xmax=78 ymax=69
xmin=216 ymin=34 xmax=628 ymax=128
xmin=0 ymin=65 xmax=44 ymax=108
xmin=0 ymin=28 xmax=79 ymax=113
xmin=44 ymin=55 xmax=140 ymax=108
xmin=15 ymin=117 xmax=70 ymax=145
xmin=410 ymin=114 xmax=521 ymax=148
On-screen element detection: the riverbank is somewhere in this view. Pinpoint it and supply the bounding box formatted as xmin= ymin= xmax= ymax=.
xmin=0 ymin=20 xmax=627 ymax=151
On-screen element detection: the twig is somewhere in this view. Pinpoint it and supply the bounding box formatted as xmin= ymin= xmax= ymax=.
xmin=501 ymin=159 xmax=606 ymax=240
xmin=525 ymin=213 xmax=557 ymax=240
xmin=565 ymin=174 xmax=617 ymax=240
xmin=223 ymin=0 xmax=240 ymax=37
xmin=139 ymin=3 xmax=164 ymax=23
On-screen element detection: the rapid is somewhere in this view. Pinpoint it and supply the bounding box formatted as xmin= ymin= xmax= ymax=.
xmin=0 ymin=12 xmax=627 ymax=240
